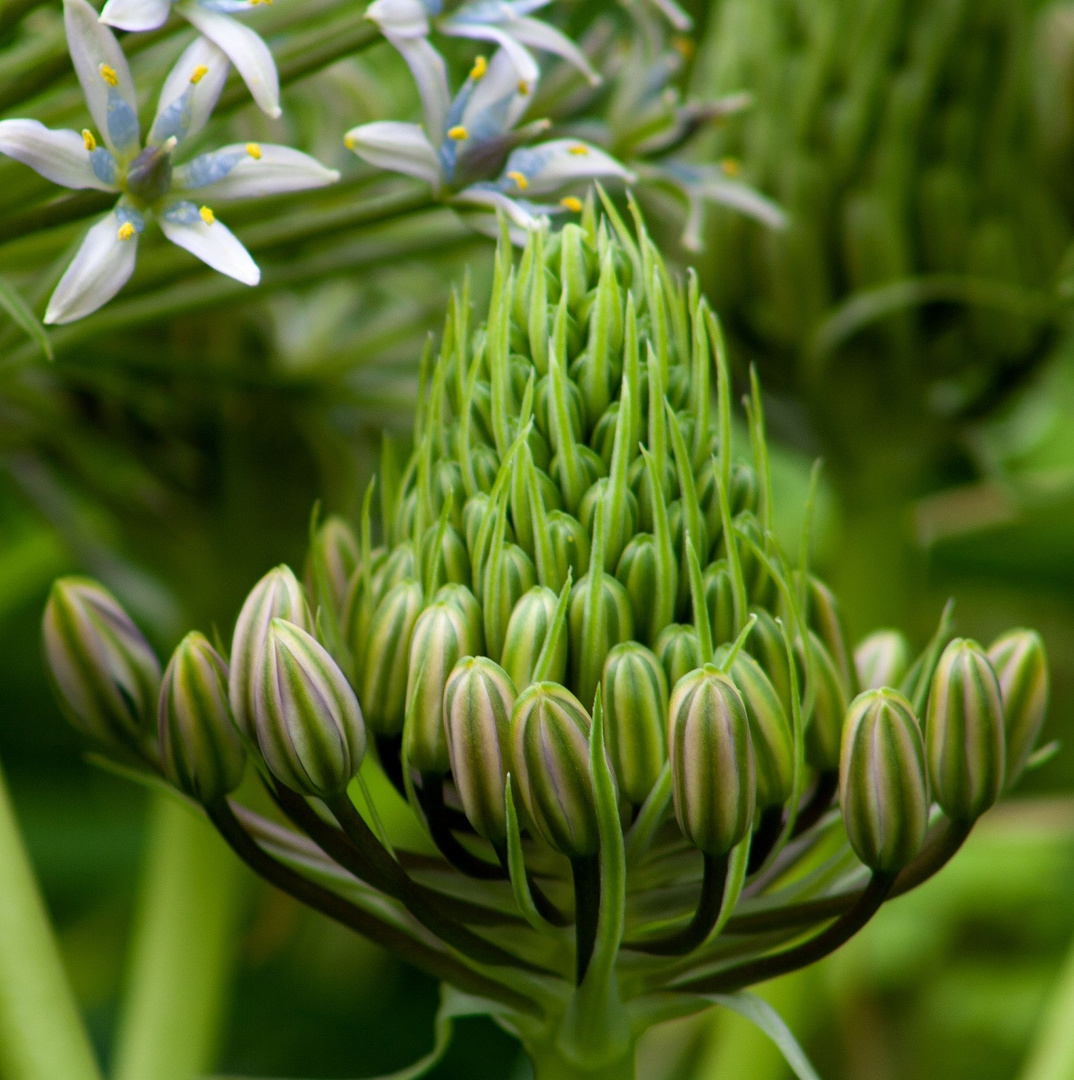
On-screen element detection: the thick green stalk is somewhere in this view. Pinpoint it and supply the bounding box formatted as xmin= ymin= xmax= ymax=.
xmin=524 ymin=1041 xmax=636 ymax=1080
xmin=1018 ymin=928 xmax=1074 ymax=1080
xmin=0 ymin=757 xmax=102 ymax=1080
xmin=111 ymin=794 xmax=245 ymax=1080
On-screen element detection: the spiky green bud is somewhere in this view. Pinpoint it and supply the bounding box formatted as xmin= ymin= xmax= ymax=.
xmin=359 ymin=579 xmax=424 ymax=736
xmin=802 ymin=630 xmax=849 ymax=772
xmin=444 ymin=656 xmax=517 ymax=842
xmin=229 ymin=565 xmax=312 ymax=740
xmin=43 ymin=578 xmax=161 ymax=757
xmin=925 ymin=638 xmax=1006 ymax=822
xmin=254 ymin=619 xmax=366 ymax=798
xmin=668 ymin=664 xmax=755 ymax=856
xmin=839 ymin=689 xmax=929 ymax=873
xmin=854 ymin=629 xmax=911 ymax=691
xmin=988 ymin=629 xmax=1048 ymax=787
xmin=501 ymin=586 xmax=567 ymax=691
xmin=602 ymin=642 xmax=669 ymax=805
xmin=510 ymin=681 xmax=599 ymax=857
xmin=159 ymin=632 xmax=245 ymax=804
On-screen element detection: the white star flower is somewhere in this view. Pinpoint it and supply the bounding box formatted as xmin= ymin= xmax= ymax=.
xmin=0 ymin=0 xmax=339 ymax=324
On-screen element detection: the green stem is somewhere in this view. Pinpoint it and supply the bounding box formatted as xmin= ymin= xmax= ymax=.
xmin=0 ymin=757 xmax=102 ymax=1080
xmin=524 ymin=1040 xmax=636 ymax=1080
xmin=111 ymin=794 xmax=245 ymax=1080
xmin=1019 ymin=924 xmax=1074 ymax=1080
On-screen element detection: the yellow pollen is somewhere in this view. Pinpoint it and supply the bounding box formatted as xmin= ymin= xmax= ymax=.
xmin=199 ymin=205 xmax=215 ymax=225
xmin=507 ymin=170 xmax=528 ymax=190
xmin=517 ymin=80 xmax=530 ymax=95
xmin=344 ymin=133 xmax=356 ymax=149
xmin=81 ymin=129 xmax=96 ymax=151
xmin=190 ymin=65 xmax=209 ymax=84
xmin=672 ymin=35 xmax=694 ymax=59
xmin=99 ymin=63 xmax=118 ymax=86
xmin=720 ymin=157 xmax=740 ymax=177
xmin=569 ymin=144 xmax=589 ymax=156
xmin=470 ymin=55 xmax=487 ymax=80
xmin=448 ymin=125 xmax=469 ymax=141
xmin=250 ymin=0 xmax=272 ymax=5
xmin=246 ymin=142 xmax=262 ymax=159
xmin=117 ymin=222 xmax=135 ymax=241
xmin=560 ymin=196 xmax=582 ymax=212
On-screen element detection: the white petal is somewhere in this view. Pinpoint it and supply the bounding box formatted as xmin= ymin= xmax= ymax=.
xmin=160 ymin=202 xmax=260 ymax=285
xmin=45 ymin=208 xmax=137 ymax=325
xmin=178 ymin=1 xmax=280 ymax=118
xmin=390 ymin=34 xmax=450 ymax=139
xmin=64 ymin=0 xmax=140 ymax=156
xmin=500 ymin=139 xmax=633 ymax=196
xmin=647 ymin=0 xmax=692 ymax=31
xmin=150 ymin=37 xmax=230 ymax=146
xmin=0 ymin=119 xmax=118 ymax=191
xmin=452 ymin=183 xmax=543 ymax=229
xmin=690 ymin=175 xmax=788 ymax=230
xmin=457 ymin=46 xmax=536 ymax=141
xmin=343 ymin=121 xmax=441 ymax=191
xmin=366 ymin=0 xmax=430 ymax=38
xmin=507 ymin=17 xmax=599 ymax=84
xmin=99 ymin=0 xmax=171 ymax=31
xmin=174 ymin=143 xmax=340 ymax=200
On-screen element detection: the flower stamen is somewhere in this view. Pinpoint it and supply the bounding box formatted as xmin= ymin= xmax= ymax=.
xmin=560 ymin=196 xmax=582 ymax=212
xmin=99 ymin=64 xmax=118 ymax=87
xmin=517 ymin=80 xmax=530 ymax=95
xmin=720 ymin=158 xmax=740 ymax=177
xmin=448 ymin=126 xmax=469 ymax=141
xmin=569 ymin=145 xmax=589 ymax=156
xmin=81 ymin=129 xmax=96 ymax=152
xmin=470 ymin=56 xmax=487 ymax=80
xmin=199 ymin=206 xmax=216 ymax=225
xmin=246 ymin=142 xmax=262 ymax=160
xmin=190 ymin=65 xmax=209 ymax=85
xmin=117 ymin=222 xmax=135 ymax=241
xmin=507 ymin=170 xmax=528 ymax=190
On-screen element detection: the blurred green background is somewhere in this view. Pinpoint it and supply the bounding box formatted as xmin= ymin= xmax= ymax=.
xmin=6 ymin=0 xmax=1074 ymax=1077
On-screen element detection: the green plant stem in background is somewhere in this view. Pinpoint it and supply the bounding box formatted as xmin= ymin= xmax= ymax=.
xmin=1019 ymin=925 xmax=1074 ymax=1080
xmin=111 ymin=793 xmax=245 ymax=1080
xmin=0 ymin=757 xmax=102 ymax=1080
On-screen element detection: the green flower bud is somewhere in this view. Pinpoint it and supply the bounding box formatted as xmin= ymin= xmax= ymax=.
xmin=839 ymin=689 xmax=929 ymax=873
xmin=568 ymin=569 xmax=634 ymax=708
xmin=421 ymin=520 xmax=471 ymax=591
xmin=254 ymin=619 xmax=366 ymax=798
xmin=926 ymin=638 xmax=1006 ymax=822
xmin=630 ymin=455 xmax=676 ymax=534
xmin=578 ymin=479 xmax=639 ymax=572
xmin=403 ymin=603 xmax=477 ymax=776
xmin=542 ymin=510 xmax=590 ymax=590
xmin=430 ymin=460 xmax=466 ymax=531
xmin=372 ymin=542 xmax=417 ymax=602
xmin=501 ymin=586 xmax=567 ymax=691
xmin=43 ymin=577 xmax=161 ymax=756
xmin=510 ymin=681 xmax=599 ymax=857
xmin=305 ymin=516 xmax=359 ymax=616
xmin=483 ymin=542 xmax=537 ymax=661
xmin=602 ymin=642 xmax=668 ymax=805
xmin=444 ymin=657 xmax=517 ymax=842
xmin=536 ymin=372 xmax=585 ymax=446
xmin=359 ymin=579 xmax=424 ymax=736
xmin=744 ymin=608 xmax=794 ymax=718
xmin=988 ymin=629 xmax=1048 ymax=787
xmin=717 ymin=511 xmax=769 ymax=605
xmin=725 ymin=651 xmax=793 ymax=811
xmin=434 ymin=583 xmax=484 ymax=648
xmin=703 ymin=559 xmax=735 ymax=647
xmin=616 ymin=533 xmax=662 ymax=647
xmin=655 ymin=623 xmax=701 ymax=690
xmin=464 ymin=494 xmax=514 ymax=555
xmin=230 ymin=566 xmax=313 ymax=739
xmin=668 ymin=664 xmax=755 ymax=856
xmin=159 ymin=632 xmax=245 ymax=804
xmin=342 ymin=545 xmax=388 ymax=667
xmin=470 ymin=443 xmax=501 ymax=493
xmin=854 ymin=629 xmax=911 ymax=691
xmin=802 ymin=630 xmax=849 ymax=772
xmin=806 ymin=576 xmax=856 ymax=696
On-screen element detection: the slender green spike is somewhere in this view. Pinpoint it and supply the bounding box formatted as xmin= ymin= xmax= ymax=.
xmin=624 ymin=761 xmax=672 ymax=864
xmin=623 ymin=293 xmax=641 ymax=450
xmin=798 ymin=459 xmax=824 ymax=613
xmin=504 ymin=774 xmax=555 ymax=933
xmin=482 ymin=489 xmax=511 ymax=662
xmin=716 ymin=613 xmax=758 ymax=674
xmin=580 ymin=498 xmax=609 ymax=703
xmin=528 ymin=226 xmax=548 ymax=375
xmin=413 ymin=335 xmax=434 ymax=446
xmin=423 ymin=496 xmax=453 ymax=597
xmin=457 ymin=347 xmax=485 ymax=497
xmin=490 ymin=266 xmax=516 ymax=457
xmin=509 ymin=373 xmax=538 ymax=554
xmin=640 ymin=446 xmax=677 ymax=642
xmin=595 ymin=183 xmax=643 ymax=296
xmin=440 ymin=301 xmax=457 ymax=412
xmin=690 ymin=293 xmax=712 ymax=465
xmin=688 ymin=267 xmax=700 ymax=317
xmin=646 ymin=344 xmax=668 ymax=485
xmin=471 ymin=426 xmax=528 ymax=602
xmin=596 ymin=216 xmax=609 ymax=263
xmin=712 ymin=455 xmax=747 ymax=633
xmin=549 ymin=338 xmax=588 ymax=513
xmin=560 ymin=224 xmax=587 ymax=308
xmin=581 ymin=187 xmax=598 ymax=242
xmin=380 ymin=435 xmax=401 ymax=549
xmin=452 ymin=271 xmax=471 ymax=414
xmin=904 ymin=599 xmax=957 ymax=718
xmin=656 ymin=248 xmax=688 ymax=369
xmin=514 ymin=232 xmax=536 ymax=329
xmin=772 ymin=615 xmax=806 ymax=852
xmin=667 ymin=403 xmax=706 ymax=564
xmin=705 ymin=306 xmax=732 ymax=494
xmin=553 ymin=292 xmax=569 ymax=368
xmin=583 ymin=251 xmax=622 ymax=423
xmin=747 ymin=366 xmax=773 ymax=533
xmin=648 ymin=266 xmax=670 ymax=384
xmin=532 ymin=572 xmax=572 ymax=684
xmin=523 ymin=447 xmax=558 ymax=589
xmin=685 ymin=533 xmax=713 ymax=661
xmin=628 ymin=191 xmax=653 ymax=303
xmin=603 ymin=377 xmax=634 ymax=570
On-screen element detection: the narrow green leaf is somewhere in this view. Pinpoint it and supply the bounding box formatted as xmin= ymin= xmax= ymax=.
xmin=0 ymin=278 xmax=51 ymax=360
xmin=705 ymin=992 xmax=822 ymax=1080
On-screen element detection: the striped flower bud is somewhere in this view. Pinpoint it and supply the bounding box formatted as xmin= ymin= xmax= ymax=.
xmin=725 ymin=651 xmax=793 ymax=811
xmin=421 ymin=521 xmax=472 ymax=591
xmin=403 ymin=602 xmax=477 ymax=776
xmin=159 ymin=632 xmax=245 ymax=804
xmin=616 ymin=533 xmax=660 ymax=644
xmin=802 ymin=631 xmax=848 ymax=772
xmin=254 ymin=619 xmax=366 ymax=799
xmin=926 ymin=638 xmax=1006 ymax=822
xmin=43 ymin=578 xmax=161 ymax=756
xmin=854 ymin=629 xmax=911 ymax=691
xmin=839 ymin=689 xmax=929 ymax=873
xmin=464 ymin=493 xmax=513 ymax=555
xmin=703 ymin=559 xmax=735 ymax=647
xmin=434 ymin=583 xmax=484 ymax=649
xmin=483 ymin=542 xmax=537 ymax=661
xmin=668 ymin=664 xmax=755 ymax=856
xmin=510 ymin=682 xmax=599 ymax=857
xmin=568 ymin=569 xmax=634 ymax=708
xmin=359 ymin=579 xmax=424 ymax=736
xmin=305 ymin=516 xmax=359 ymax=617
xmin=543 ymin=510 xmax=591 ymax=591
xmin=501 ymin=586 xmax=567 ymax=691
xmin=230 ymin=565 xmax=313 ymax=739
xmin=602 ymin=643 xmax=668 ymax=805
xmin=655 ymin=623 xmax=701 ymax=690
xmin=444 ymin=657 xmax=517 ymax=842
xmin=806 ymin=576 xmax=856 ymax=695
xmin=988 ymin=629 xmax=1048 ymax=787
xmin=744 ymin=608 xmax=794 ymax=719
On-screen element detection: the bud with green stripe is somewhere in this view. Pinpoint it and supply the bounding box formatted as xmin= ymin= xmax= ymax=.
xmin=359 ymin=579 xmax=424 ymax=737
xmin=802 ymin=630 xmax=849 ymax=773
xmin=855 ymin=629 xmax=911 ymax=691
xmin=988 ymin=629 xmax=1048 ymax=788
xmin=501 ymin=586 xmax=568 ymax=692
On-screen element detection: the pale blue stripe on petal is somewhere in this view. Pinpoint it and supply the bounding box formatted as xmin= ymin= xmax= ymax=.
xmin=90 ymin=147 xmax=118 ymax=186
xmin=172 ymin=147 xmax=246 ymax=189
xmin=106 ymin=87 xmax=140 ymax=156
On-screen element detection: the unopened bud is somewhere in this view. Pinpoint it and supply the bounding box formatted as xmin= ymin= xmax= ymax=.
xmin=744 ymin=608 xmax=794 ymax=717
xmin=655 ymin=623 xmax=701 ymax=690
xmin=159 ymin=632 xmax=245 ymax=804
xmin=668 ymin=664 xmax=754 ymax=856
xmin=434 ymin=583 xmax=484 ymax=648
xmin=421 ymin=521 xmax=471 ymax=591
xmin=305 ymin=516 xmax=359 ymax=616
xmin=568 ymin=569 xmax=634 ymax=708
xmin=703 ymin=559 xmax=735 ymax=647
xmin=988 ymin=629 xmax=1048 ymax=787
xmin=801 ymin=630 xmax=848 ymax=772
xmin=43 ymin=578 xmax=161 ymax=756
xmin=854 ymin=629 xmax=911 ymax=691
xmin=359 ymin=579 xmax=424 ymax=736
xmin=839 ymin=689 xmax=929 ymax=873
xmin=926 ymin=638 xmax=1006 ymax=822
xmin=501 ymin=586 xmax=567 ymax=691
xmin=806 ymin=576 xmax=856 ymax=695
xmin=254 ymin=619 xmax=366 ymax=798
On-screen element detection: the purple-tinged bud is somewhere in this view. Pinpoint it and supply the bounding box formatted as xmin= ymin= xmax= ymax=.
xmin=854 ymin=629 xmax=911 ymax=691
xmin=988 ymin=629 xmax=1048 ymax=787
xmin=501 ymin=586 xmax=567 ymax=691
xmin=305 ymin=516 xmax=359 ymax=616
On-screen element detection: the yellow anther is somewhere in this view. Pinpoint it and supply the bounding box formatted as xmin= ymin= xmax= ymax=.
xmin=517 ymin=80 xmax=530 ymax=95
xmin=117 ymin=221 xmax=135 ymax=241
xmin=569 ymin=144 xmax=589 ymax=156
xmin=199 ymin=205 xmax=215 ymax=225
xmin=719 ymin=157 xmax=740 ymax=177
xmin=448 ymin=125 xmax=469 ymax=141
xmin=246 ymin=142 xmax=262 ymax=159
xmin=190 ymin=65 xmax=209 ymax=84
xmin=99 ymin=63 xmax=118 ymax=87
xmin=671 ymin=35 xmax=694 ymax=59
xmin=470 ymin=55 xmax=487 ymax=80
xmin=81 ymin=129 xmax=96 ymax=151
xmin=560 ymin=196 xmax=582 ymax=212
xmin=344 ymin=133 xmax=356 ymax=149
xmin=250 ymin=0 xmax=272 ymax=5
xmin=506 ymin=170 xmax=528 ymax=190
